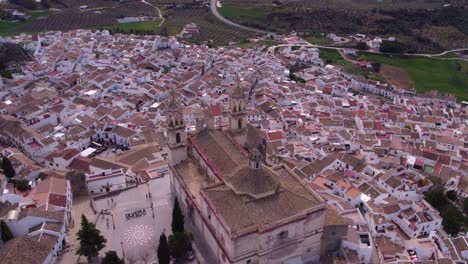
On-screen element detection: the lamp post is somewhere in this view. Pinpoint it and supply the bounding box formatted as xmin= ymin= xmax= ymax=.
xmin=111 ymin=213 xmax=115 ymax=230
xmin=146 ymin=182 xmax=151 ymax=200
xmin=120 ymin=241 xmax=125 ymax=258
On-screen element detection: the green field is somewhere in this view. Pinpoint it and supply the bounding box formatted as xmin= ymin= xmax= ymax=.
xmin=236 ymin=39 xmax=280 ymax=48
xmin=0 ymin=6 xmax=252 ymax=46
xmin=218 ymin=4 xmax=267 ymax=18
xmin=357 ymin=53 xmax=468 ymax=101
xmin=318 ymin=48 xmax=383 ymax=81
xmin=0 ymin=11 xmax=49 ymax=35
xmin=221 ymin=0 xmax=453 ymax=10
xmin=91 ymin=20 xmax=169 ymax=34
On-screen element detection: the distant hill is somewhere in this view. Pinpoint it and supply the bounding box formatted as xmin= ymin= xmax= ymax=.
xmin=0 ymin=42 xmax=30 ymax=70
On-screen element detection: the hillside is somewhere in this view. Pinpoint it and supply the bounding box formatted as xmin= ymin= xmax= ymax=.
xmin=0 ymin=42 xmax=30 ymax=70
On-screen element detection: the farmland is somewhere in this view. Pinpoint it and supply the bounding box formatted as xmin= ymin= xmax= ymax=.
xmin=0 ymin=10 xmax=50 ymax=35
xmin=93 ymin=7 xmax=253 ymax=46
xmin=163 ymin=7 xmax=253 ymax=46
xmin=1 ymin=0 xmax=252 ymax=46
xmin=218 ymin=0 xmax=468 ymax=52
xmin=220 ymin=0 xmax=465 ymax=10
xmin=19 ymin=12 xmax=115 ymax=32
xmin=357 ymin=53 xmax=468 ymax=101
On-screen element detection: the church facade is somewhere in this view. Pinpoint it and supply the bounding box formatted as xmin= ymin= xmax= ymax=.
xmin=166 ymin=87 xmax=326 ymax=264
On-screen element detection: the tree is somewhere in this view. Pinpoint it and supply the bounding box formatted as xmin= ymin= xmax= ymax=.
xmin=355 ymin=42 xmax=368 ymax=50
xmin=379 ymin=40 xmax=407 ymax=53
xmin=0 ymin=220 xmax=14 ymax=242
xmin=76 ymin=214 xmax=107 ymax=261
xmin=102 ymin=250 xmax=124 ymax=264
xmin=424 ymin=188 xmax=448 ymax=212
xmin=65 ymin=170 xmax=88 ymax=196
xmin=442 ymin=206 xmax=464 ymax=236
xmin=14 ymin=179 xmax=29 ymax=192
xmin=446 ymin=190 xmax=458 ymax=201
xmin=172 ymin=197 xmax=185 ymax=234
xmin=157 ymin=233 xmax=170 ymax=264
xmin=168 ymin=232 xmax=193 ymax=259
xmin=463 ymin=197 xmax=468 ymax=214
xmin=0 ymin=69 xmax=12 ymax=79
xmin=160 ymin=27 xmax=169 ymax=36
xmin=2 ymin=156 xmax=15 ymax=180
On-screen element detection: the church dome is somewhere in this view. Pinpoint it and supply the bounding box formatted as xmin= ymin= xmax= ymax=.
xmin=226 ymin=149 xmax=280 ymax=199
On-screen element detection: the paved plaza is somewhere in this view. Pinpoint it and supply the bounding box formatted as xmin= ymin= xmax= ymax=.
xmin=95 ymin=174 xmax=173 ymax=263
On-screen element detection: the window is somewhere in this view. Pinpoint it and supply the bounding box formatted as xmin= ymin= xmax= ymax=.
xmin=176 ymin=133 xmax=181 ymax=144
xmin=278 ymin=230 xmax=288 ymax=239
xmin=238 ymin=119 xmax=243 ymax=129
xmin=247 ymin=260 xmax=251 ymax=264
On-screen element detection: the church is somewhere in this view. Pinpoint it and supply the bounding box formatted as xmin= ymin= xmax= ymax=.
xmin=166 ymin=86 xmax=326 ymax=264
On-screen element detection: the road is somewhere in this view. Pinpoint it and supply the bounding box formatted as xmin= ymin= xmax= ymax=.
xmin=207 ymin=2 xmax=468 ymax=59
xmin=209 ymin=0 xmax=269 ymax=34
xmin=141 ymin=0 xmax=165 ymax=26
xmin=83 ymin=0 xmax=165 ymax=26
xmin=266 ymin=43 xmax=468 ymax=61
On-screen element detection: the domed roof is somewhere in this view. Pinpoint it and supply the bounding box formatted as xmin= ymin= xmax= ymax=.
xmin=226 ymin=164 xmax=280 ymax=199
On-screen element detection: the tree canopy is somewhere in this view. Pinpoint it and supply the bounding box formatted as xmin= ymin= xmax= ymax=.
xmin=102 ymin=250 xmax=124 ymax=264
xmin=424 ymin=188 xmax=448 ymax=212
xmin=172 ymin=197 xmax=185 ymax=234
xmin=442 ymin=206 xmax=464 ymax=236
xmin=463 ymin=197 xmax=468 ymax=214
xmin=157 ymin=233 xmax=170 ymax=264
xmin=168 ymin=231 xmax=193 ymax=259
xmin=0 ymin=220 xmax=14 ymax=242
xmin=446 ymin=190 xmax=458 ymax=201
xmin=2 ymin=156 xmax=15 ymax=180
xmin=76 ymin=214 xmax=107 ymax=261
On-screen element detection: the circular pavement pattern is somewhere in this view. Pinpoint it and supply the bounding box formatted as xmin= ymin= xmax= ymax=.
xmin=123 ymin=225 xmax=154 ymax=246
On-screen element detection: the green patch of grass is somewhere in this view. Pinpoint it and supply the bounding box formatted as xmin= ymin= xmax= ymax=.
xmin=236 ymin=39 xmax=279 ymax=48
xmin=319 ymin=48 xmax=385 ymax=81
xmin=303 ymin=35 xmax=331 ymax=45
xmin=0 ymin=10 xmax=50 ymax=36
xmin=219 ymin=4 xmax=267 ymax=18
xmin=91 ymin=20 xmax=164 ymax=34
xmin=357 ymin=53 xmax=468 ymax=101
xmin=319 ymin=48 xmax=343 ymax=63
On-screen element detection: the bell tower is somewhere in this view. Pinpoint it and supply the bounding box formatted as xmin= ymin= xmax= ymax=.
xmin=229 ymin=84 xmax=247 ymax=146
xmin=229 ymin=85 xmax=247 ymax=130
xmin=166 ymin=90 xmax=187 ymax=166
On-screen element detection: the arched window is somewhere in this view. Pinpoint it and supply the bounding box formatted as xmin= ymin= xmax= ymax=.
xmin=238 ymin=119 xmax=242 ymax=129
xmin=176 ymin=132 xmax=181 ymax=143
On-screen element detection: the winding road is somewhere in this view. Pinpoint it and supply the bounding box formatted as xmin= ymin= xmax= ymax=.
xmin=209 ymin=0 xmax=468 ymax=60
xmin=209 ymin=0 xmax=269 ymax=34
xmin=141 ymin=0 xmax=165 ymax=26
xmin=266 ymin=43 xmax=468 ymax=61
